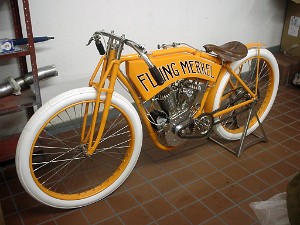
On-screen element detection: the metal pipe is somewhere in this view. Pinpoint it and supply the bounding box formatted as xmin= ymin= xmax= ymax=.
xmin=0 ymin=64 xmax=58 ymax=98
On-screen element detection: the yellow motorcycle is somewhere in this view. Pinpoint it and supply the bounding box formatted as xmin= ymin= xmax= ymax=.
xmin=16 ymin=30 xmax=279 ymax=208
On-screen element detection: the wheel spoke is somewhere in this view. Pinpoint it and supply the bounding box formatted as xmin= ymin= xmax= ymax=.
xmin=28 ymin=97 xmax=136 ymax=200
xmin=216 ymin=52 xmax=277 ymax=137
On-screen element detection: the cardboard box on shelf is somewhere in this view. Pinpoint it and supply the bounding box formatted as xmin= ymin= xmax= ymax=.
xmin=280 ymin=1 xmax=300 ymax=57
xmin=275 ymin=52 xmax=300 ymax=86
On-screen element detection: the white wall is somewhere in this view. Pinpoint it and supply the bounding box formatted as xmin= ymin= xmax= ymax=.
xmin=1 ymin=0 xmax=287 ymax=104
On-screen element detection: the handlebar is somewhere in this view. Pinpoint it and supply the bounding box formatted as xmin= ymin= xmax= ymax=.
xmin=87 ymin=30 xmax=165 ymax=85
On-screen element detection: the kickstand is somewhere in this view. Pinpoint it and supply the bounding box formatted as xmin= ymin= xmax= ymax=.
xmin=208 ymin=103 xmax=268 ymax=157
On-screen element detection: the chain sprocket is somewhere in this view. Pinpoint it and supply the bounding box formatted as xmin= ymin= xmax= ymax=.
xmin=177 ymin=113 xmax=213 ymax=139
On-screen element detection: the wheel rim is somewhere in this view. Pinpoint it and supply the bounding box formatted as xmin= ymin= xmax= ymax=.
xmin=29 ymin=99 xmax=135 ymax=200
xmin=219 ymin=56 xmax=275 ymax=133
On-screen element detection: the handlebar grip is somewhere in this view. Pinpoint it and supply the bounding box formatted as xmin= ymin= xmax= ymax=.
xmin=95 ymin=40 xmax=106 ymax=55
xmin=149 ymin=66 xmax=165 ymax=86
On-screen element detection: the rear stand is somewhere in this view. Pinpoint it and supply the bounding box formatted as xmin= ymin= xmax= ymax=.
xmin=208 ymin=103 xmax=268 ymax=157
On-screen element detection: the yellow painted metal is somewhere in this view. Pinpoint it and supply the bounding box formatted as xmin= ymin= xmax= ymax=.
xmin=246 ymin=42 xmax=265 ymax=49
xmin=80 ymin=102 xmax=91 ymax=143
xmin=89 ymin=56 xmax=105 ymax=87
xmin=125 ymin=47 xmax=222 ymax=101
xmin=193 ymin=82 xmax=213 ymax=118
xmin=81 ymin=56 xmax=107 ymax=144
xmin=225 ymin=65 xmax=256 ymax=98
xmin=80 ymin=49 xmax=123 ymax=155
xmin=255 ymin=46 xmax=261 ymax=95
xmin=87 ymin=62 xmax=121 ymax=155
xmin=213 ymin=99 xmax=254 ymax=118
xmin=202 ymin=67 xmax=228 ymax=113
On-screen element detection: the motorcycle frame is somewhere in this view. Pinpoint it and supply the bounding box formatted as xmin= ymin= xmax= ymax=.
xmin=83 ymin=43 xmax=262 ymax=155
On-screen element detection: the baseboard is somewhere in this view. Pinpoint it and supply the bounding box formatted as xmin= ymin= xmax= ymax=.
xmin=267 ymin=45 xmax=281 ymax=54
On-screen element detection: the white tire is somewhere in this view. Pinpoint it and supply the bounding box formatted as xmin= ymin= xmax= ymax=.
xmin=213 ymin=48 xmax=279 ymax=140
xmin=16 ymin=87 xmax=142 ymax=208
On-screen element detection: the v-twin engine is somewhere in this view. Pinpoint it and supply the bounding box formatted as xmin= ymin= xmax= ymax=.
xmin=149 ymin=79 xmax=211 ymax=146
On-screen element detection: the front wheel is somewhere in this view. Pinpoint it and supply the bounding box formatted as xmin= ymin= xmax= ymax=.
xmin=213 ymin=48 xmax=279 ymax=140
xmin=16 ymin=87 xmax=142 ymax=208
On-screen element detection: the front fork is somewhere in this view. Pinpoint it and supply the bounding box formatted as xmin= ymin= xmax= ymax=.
xmin=80 ymin=54 xmax=120 ymax=156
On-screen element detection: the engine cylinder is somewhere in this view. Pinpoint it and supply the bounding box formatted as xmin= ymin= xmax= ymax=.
xmin=152 ymin=79 xmax=207 ymax=146
xmin=156 ymin=87 xmax=177 ymax=115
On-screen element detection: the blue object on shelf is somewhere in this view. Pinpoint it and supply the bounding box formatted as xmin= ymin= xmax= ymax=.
xmin=0 ymin=39 xmax=14 ymax=53
xmin=12 ymin=36 xmax=54 ymax=45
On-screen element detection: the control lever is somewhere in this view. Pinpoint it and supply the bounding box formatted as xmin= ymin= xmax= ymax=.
xmin=86 ymin=34 xmax=106 ymax=55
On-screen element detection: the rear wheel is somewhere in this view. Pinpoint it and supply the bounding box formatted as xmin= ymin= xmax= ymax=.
xmin=16 ymin=88 xmax=142 ymax=208
xmin=213 ymin=48 xmax=279 ymax=140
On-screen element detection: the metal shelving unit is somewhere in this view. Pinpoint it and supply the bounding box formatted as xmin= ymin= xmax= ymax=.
xmin=0 ymin=0 xmax=41 ymax=162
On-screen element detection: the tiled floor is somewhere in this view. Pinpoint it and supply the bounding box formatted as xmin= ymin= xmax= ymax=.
xmin=0 ymin=85 xmax=299 ymax=225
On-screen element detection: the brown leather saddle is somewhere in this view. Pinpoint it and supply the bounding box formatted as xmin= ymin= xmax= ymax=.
xmin=203 ymin=41 xmax=248 ymax=62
